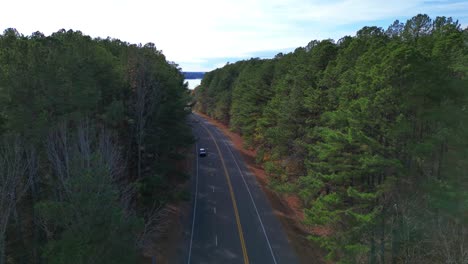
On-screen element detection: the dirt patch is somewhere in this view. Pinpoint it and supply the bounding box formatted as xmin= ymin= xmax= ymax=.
xmin=196 ymin=112 xmax=327 ymax=264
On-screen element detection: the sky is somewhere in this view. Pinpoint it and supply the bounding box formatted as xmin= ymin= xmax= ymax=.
xmin=1 ymin=0 xmax=467 ymax=72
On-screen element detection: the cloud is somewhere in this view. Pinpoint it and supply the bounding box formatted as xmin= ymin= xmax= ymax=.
xmin=1 ymin=0 xmax=467 ymax=71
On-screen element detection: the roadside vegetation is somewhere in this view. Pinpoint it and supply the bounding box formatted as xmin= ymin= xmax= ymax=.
xmin=194 ymin=14 xmax=468 ymax=263
xmin=0 ymin=28 xmax=192 ymax=263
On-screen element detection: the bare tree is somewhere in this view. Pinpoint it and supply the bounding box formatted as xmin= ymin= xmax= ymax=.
xmin=47 ymin=121 xmax=140 ymax=216
xmin=46 ymin=121 xmax=129 ymax=202
xmin=44 ymin=120 xmax=172 ymax=261
xmin=136 ymin=203 xmax=173 ymax=252
xmin=128 ymin=52 xmax=161 ymax=180
xmin=0 ymin=137 xmax=31 ymax=264
xmin=98 ymin=129 xmax=125 ymax=181
xmin=96 ymin=128 xmax=135 ymax=213
xmin=431 ymin=216 xmax=468 ymax=264
xmin=46 ymin=121 xmax=71 ymax=200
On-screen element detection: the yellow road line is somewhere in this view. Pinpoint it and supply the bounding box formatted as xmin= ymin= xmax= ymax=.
xmin=199 ymin=120 xmax=250 ymax=264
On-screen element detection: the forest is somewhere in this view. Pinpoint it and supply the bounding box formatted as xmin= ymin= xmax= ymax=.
xmin=194 ymin=14 xmax=468 ymax=263
xmin=0 ymin=29 xmax=192 ymax=263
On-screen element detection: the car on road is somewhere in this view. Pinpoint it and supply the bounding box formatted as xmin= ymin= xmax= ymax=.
xmin=199 ymin=148 xmax=207 ymax=157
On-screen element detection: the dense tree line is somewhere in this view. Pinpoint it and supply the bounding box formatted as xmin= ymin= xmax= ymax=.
xmin=195 ymin=14 xmax=468 ymax=263
xmin=0 ymin=28 xmax=192 ymax=263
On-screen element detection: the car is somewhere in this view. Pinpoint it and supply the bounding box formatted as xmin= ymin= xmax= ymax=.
xmin=199 ymin=148 xmax=207 ymax=157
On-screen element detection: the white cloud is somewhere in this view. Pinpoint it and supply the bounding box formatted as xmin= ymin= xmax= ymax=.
xmin=1 ymin=0 xmax=467 ymax=71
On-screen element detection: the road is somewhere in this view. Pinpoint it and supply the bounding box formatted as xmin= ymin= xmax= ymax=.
xmin=181 ymin=113 xmax=299 ymax=264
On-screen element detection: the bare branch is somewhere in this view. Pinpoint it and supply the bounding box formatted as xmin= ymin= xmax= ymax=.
xmin=136 ymin=203 xmax=174 ymax=250
xmin=0 ymin=137 xmax=31 ymax=264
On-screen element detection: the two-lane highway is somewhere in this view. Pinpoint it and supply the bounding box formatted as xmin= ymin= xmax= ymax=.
xmin=183 ymin=113 xmax=299 ymax=264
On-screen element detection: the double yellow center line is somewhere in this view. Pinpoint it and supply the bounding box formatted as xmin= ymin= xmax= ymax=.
xmin=199 ymin=121 xmax=250 ymax=264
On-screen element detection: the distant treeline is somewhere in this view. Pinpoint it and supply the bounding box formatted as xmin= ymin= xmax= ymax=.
xmin=183 ymin=71 xmax=205 ymax=79
xmin=0 ymin=28 xmax=192 ymax=263
xmin=194 ymin=14 xmax=468 ymax=263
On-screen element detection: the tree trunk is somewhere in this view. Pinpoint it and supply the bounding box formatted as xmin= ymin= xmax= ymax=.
xmin=391 ymin=219 xmax=399 ymax=264
xmin=30 ymin=184 xmax=40 ymax=264
xmin=370 ymin=230 xmax=377 ymax=264
xmin=137 ymin=144 xmax=142 ymax=179
xmin=13 ymin=205 xmax=27 ymax=264
xmin=0 ymin=234 xmax=5 ymax=264
xmin=28 ymin=150 xmax=40 ymax=264
xmin=380 ymin=211 xmax=385 ymax=264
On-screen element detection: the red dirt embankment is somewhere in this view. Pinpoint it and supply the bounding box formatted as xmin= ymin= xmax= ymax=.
xmin=196 ymin=112 xmax=327 ymax=264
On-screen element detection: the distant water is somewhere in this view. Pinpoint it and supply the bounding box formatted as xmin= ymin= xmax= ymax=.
xmin=185 ymin=79 xmax=202 ymax=90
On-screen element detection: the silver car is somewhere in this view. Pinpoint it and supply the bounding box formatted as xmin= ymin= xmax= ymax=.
xmin=199 ymin=148 xmax=207 ymax=157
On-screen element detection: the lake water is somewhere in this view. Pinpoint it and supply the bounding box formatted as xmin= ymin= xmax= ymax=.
xmin=185 ymin=79 xmax=202 ymax=90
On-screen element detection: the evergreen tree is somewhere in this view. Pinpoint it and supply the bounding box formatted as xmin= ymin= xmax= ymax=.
xmin=194 ymin=14 xmax=468 ymax=263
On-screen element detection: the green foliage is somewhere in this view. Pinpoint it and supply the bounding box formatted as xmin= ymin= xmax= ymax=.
xmin=195 ymin=14 xmax=468 ymax=263
xmin=0 ymin=28 xmax=191 ymax=263
xmin=36 ymin=172 xmax=142 ymax=264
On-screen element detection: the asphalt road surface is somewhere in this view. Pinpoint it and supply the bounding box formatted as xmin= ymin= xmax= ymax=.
xmin=181 ymin=113 xmax=299 ymax=264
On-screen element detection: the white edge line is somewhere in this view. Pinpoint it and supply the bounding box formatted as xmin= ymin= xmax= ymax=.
xmin=215 ymin=129 xmax=278 ymax=264
xmin=187 ymin=143 xmax=199 ymax=264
